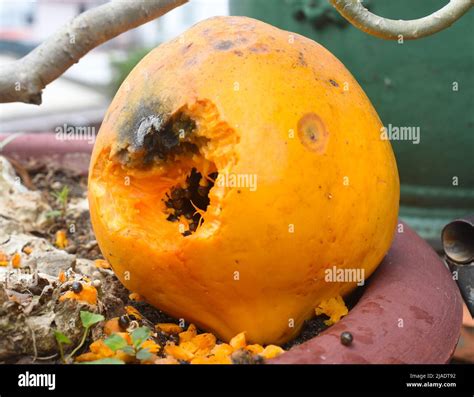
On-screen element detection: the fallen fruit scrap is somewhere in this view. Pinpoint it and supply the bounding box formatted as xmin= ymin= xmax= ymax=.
xmin=75 ymin=317 xmax=284 ymax=365
xmin=52 ymin=264 xmax=285 ymax=364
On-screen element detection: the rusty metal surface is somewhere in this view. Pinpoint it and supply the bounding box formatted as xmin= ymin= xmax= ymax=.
xmin=271 ymin=223 xmax=463 ymax=364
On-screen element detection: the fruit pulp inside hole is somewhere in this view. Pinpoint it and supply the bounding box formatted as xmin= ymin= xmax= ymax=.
xmin=163 ymin=168 xmax=219 ymax=236
xmin=97 ymin=100 xmax=238 ymax=242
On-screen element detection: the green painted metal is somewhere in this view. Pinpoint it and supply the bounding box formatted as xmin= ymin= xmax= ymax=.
xmin=229 ymin=0 xmax=474 ymax=247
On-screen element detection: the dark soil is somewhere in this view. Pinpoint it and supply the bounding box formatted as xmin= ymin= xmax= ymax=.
xmin=283 ymin=284 xmax=365 ymax=350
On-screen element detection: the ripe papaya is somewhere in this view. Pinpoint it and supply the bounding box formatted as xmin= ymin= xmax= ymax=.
xmin=88 ymin=16 xmax=399 ymax=344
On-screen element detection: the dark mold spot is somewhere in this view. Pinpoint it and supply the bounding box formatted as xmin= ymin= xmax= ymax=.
xmin=116 ymin=100 xmax=203 ymax=167
xmin=249 ymin=44 xmax=269 ymax=53
xmin=117 ymin=99 xmax=170 ymax=150
xmin=233 ymin=50 xmax=244 ymax=57
xmin=329 ymin=79 xmax=339 ymax=87
xmin=298 ymin=51 xmax=307 ymax=67
xmin=134 ymin=114 xmax=167 ymax=149
xmin=182 ymin=42 xmax=194 ymax=53
xmin=138 ymin=111 xmax=197 ymax=165
xmin=214 ymin=40 xmax=234 ymax=51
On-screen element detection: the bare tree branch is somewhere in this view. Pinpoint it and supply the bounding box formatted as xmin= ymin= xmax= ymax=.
xmin=0 ymin=0 xmax=187 ymax=105
xmin=329 ymin=0 xmax=472 ymax=40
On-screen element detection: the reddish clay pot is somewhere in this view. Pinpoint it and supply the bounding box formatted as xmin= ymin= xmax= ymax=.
xmin=0 ymin=132 xmax=92 ymax=176
xmin=0 ymin=133 xmax=463 ymax=364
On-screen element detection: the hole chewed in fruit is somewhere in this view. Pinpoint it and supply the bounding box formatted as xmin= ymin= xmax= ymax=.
xmin=163 ymin=168 xmax=218 ymax=236
xmin=97 ymin=99 xmax=240 ymax=241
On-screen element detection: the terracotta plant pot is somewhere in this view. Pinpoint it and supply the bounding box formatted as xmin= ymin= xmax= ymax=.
xmin=0 ymin=132 xmax=463 ymax=364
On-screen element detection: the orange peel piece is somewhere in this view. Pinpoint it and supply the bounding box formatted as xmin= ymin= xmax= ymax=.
xmin=229 ymin=331 xmax=247 ymax=350
xmin=59 ymin=284 xmax=98 ymax=305
xmin=94 ymin=259 xmax=111 ymax=269
xmin=315 ymin=295 xmax=348 ymax=325
xmin=55 ymin=230 xmax=68 ymax=249
xmin=259 ymin=345 xmax=285 ymax=360
xmin=165 ymin=343 xmax=195 ymax=362
xmin=156 ymin=323 xmax=183 ymax=334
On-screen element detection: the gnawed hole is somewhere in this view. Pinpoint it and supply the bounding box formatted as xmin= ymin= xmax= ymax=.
xmin=163 ymin=168 xmax=218 ymax=236
xmin=104 ymin=100 xmax=239 ymax=241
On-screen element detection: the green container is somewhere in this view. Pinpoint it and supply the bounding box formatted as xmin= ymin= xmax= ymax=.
xmin=230 ymin=0 xmax=474 ymax=247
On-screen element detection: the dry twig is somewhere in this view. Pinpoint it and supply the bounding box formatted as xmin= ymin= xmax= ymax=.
xmin=0 ymin=0 xmax=187 ymax=105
